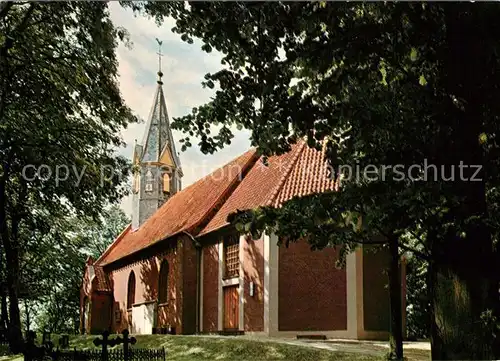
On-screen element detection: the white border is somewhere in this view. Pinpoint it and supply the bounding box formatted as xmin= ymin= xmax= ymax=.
xmin=263 ymin=232 xmax=279 ymax=335
xmin=217 ymin=240 xmax=223 ymax=330
xmin=199 ymin=248 xmax=204 ymax=332
xmin=238 ymin=234 xmax=245 ymax=331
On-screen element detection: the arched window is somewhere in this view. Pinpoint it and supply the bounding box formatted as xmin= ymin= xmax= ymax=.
xmin=127 ymin=271 xmax=136 ymax=309
xmin=163 ymin=173 xmax=170 ymax=193
xmin=145 ymin=169 xmax=153 ymax=192
xmin=158 ymin=260 xmax=169 ymax=304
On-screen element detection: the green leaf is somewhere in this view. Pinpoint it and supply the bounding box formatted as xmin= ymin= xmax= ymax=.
xmin=418 ymin=75 xmax=427 ymax=86
xmin=410 ymin=48 xmax=418 ymax=62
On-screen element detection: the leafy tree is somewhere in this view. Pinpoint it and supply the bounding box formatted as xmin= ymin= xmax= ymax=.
xmin=406 ymin=254 xmax=430 ymax=340
xmin=73 ymin=205 xmax=130 ymax=259
xmin=35 ymin=206 xmax=130 ymax=334
xmin=0 ymin=2 xmax=135 ymax=351
xmin=126 ymin=2 xmax=500 ymax=359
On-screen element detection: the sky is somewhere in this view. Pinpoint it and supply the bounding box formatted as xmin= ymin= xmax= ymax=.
xmin=109 ymin=4 xmax=251 ymax=218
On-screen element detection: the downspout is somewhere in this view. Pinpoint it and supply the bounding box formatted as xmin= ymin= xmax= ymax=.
xmin=182 ymin=231 xmax=201 ymax=334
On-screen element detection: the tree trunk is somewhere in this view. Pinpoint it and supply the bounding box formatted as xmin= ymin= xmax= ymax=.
xmin=428 ymin=228 xmax=498 ymax=360
xmin=24 ymin=299 xmax=29 ymax=332
xmin=429 ymin=5 xmax=500 ymax=359
xmin=388 ymin=237 xmax=403 ymax=360
xmin=1 ymin=285 xmax=8 ymax=331
xmin=0 ymin=174 xmax=23 ymax=353
xmin=3 ymin=239 xmax=23 ymax=353
xmin=429 ymin=263 xmax=497 ymax=360
xmin=0 ymin=251 xmax=8 ymax=332
xmin=429 ymin=261 xmax=441 ymax=360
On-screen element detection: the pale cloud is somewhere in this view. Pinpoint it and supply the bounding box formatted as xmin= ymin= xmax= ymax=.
xmin=109 ymin=4 xmax=251 ymax=218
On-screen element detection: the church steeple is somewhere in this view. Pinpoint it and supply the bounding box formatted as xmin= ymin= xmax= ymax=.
xmin=156 ymin=37 xmax=164 ymax=86
xmin=131 ymin=39 xmax=183 ymax=230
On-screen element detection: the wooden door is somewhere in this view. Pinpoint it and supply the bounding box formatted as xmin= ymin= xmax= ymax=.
xmin=223 ymin=285 xmax=239 ymax=330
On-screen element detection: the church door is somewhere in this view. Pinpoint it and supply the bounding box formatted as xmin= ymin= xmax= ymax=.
xmin=223 ymin=285 xmax=239 ymax=330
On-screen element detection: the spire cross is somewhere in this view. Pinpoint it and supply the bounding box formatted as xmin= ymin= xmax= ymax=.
xmin=157 ymin=42 xmax=163 ymax=72
xmin=156 ymin=38 xmax=163 ymax=83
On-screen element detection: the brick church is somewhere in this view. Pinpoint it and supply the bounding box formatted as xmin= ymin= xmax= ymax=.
xmin=80 ymin=64 xmax=406 ymax=340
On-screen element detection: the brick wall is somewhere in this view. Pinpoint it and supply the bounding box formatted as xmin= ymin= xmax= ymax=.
xmin=181 ymin=236 xmax=198 ymax=334
xmin=202 ymin=241 xmax=219 ymax=332
xmin=243 ymin=235 xmax=264 ymax=331
xmin=109 ymin=239 xmax=181 ymax=333
xmin=278 ymin=238 xmax=347 ymax=331
xmin=155 ymin=243 xmax=181 ymax=332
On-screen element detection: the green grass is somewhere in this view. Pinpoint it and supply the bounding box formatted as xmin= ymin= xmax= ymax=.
xmin=0 ymin=335 xmax=431 ymax=361
xmin=67 ymin=334 xmax=381 ymax=361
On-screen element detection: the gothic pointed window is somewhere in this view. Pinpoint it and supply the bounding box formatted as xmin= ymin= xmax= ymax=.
xmin=127 ymin=271 xmax=136 ymax=309
xmin=163 ymin=173 xmax=170 ymax=193
xmin=158 ymin=260 xmax=169 ymax=304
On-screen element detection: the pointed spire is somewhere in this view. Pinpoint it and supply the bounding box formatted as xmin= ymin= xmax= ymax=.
xmin=131 ymin=39 xmax=183 ymax=231
xmin=138 ymin=39 xmax=181 ymax=169
xmin=156 ymin=38 xmax=163 ymax=85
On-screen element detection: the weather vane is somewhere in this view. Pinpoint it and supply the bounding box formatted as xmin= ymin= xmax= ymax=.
xmin=156 ymin=38 xmax=163 ymax=83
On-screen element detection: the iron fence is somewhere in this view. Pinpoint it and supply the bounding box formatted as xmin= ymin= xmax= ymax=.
xmin=48 ymin=347 xmax=166 ymax=361
xmin=23 ymin=329 xmax=166 ymax=361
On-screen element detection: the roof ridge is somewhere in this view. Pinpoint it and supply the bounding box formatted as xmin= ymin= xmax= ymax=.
xmin=264 ymin=141 xmax=306 ymax=207
xmin=95 ymin=223 xmax=131 ymax=266
xmin=168 ymin=148 xmax=256 ymax=196
xmin=98 ymin=148 xmax=258 ymax=266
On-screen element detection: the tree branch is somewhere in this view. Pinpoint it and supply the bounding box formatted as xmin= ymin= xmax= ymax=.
xmin=371 ymin=224 xmax=431 ymax=261
xmin=398 ymin=243 xmax=430 ymax=262
xmin=0 ymin=2 xmax=14 ymax=22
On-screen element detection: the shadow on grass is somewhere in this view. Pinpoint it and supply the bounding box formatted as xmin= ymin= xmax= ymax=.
xmin=26 ymin=334 xmax=429 ymax=361
xmin=66 ymin=335 xmax=383 ymax=361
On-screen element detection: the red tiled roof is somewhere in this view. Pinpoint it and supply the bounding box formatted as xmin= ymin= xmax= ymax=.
xmin=273 ymin=141 xmax=337 ymax=206
xmin=198 ymin=142 xmax=305 ymax=236
xmin=96 ymin=140 xmax=336 ymax=266
xmin=198 ymin=141 xmax=337 ymax=235
xmin=97 ymin=149 xmax=258 ymax=266
xmin=93 ymin=266 xmax=112 ymax=292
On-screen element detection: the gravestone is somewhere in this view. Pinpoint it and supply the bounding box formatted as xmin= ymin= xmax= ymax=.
xmin=24 ymin=331 xmax=45 ymax=361
xmin=42 ymin=331 xmax=51 ymax=345
xmin=54 ymin=329 xmax=166 ymax=361
xmin=58 ymin=334 xmax=69 ymax=349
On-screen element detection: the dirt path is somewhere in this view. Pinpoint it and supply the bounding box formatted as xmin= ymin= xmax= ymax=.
xmin=233 ymin=335 xmax=431 ymax=360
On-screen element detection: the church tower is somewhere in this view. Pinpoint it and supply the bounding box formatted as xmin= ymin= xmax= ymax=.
xmin=131 ymin=40 xmax=182 ymax=230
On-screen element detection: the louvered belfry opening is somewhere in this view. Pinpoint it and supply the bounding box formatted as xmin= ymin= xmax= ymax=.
xmin=224 ymin=234 xmax=239 ymax=278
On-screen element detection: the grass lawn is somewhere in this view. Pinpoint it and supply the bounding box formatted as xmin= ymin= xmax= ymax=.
xmin=70 ymin=335 xmax=380 ymax=361
xmin=0 ymin=334 xmax=431 ymax=361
